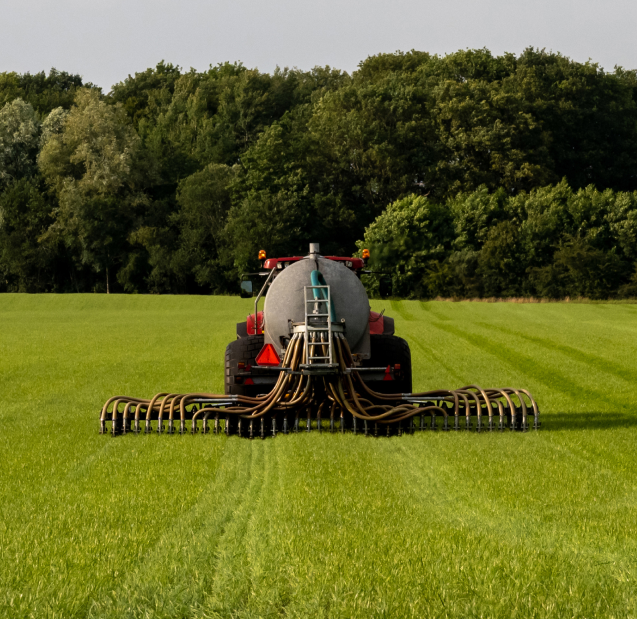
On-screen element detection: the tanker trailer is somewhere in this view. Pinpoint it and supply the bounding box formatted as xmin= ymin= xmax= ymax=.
xmin=101 ymin=244 xmax=539 ymax=437
xmin=226 ymin=243 xmax=411 ymax=401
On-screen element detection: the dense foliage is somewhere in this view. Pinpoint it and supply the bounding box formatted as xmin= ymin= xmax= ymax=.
xmin=360 ymin=183 xmax=637 ymax=299
xmin=1 ymin=49 xmax=637 ymax=297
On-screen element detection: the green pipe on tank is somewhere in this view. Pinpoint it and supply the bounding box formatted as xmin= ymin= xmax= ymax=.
xmin=310 ymin=270 xmax=337 ymax=323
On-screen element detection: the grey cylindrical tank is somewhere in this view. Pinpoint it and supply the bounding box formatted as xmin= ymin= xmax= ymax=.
xmin=263 ymin=256 xmax=370 ymax=356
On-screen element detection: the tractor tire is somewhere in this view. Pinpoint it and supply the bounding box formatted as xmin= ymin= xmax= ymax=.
xmin=225 ymin=335 xmax=265 ymax=398
xmin=361 ymin=334 xmax=413 ymax=395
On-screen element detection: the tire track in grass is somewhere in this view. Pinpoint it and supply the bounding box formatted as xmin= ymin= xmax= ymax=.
xmin=238 ymin=435 xmax=453 ymax=619
xmin=419 ymin=301 xmax=452 ymax=321
xmin=410 ymin=338 xmax=467 ymax=386
xmin=228 ymin=430 xmax=299 ymax=617
xmin=477 ymin=321 xmax=637 ymax=386
xmin=242 ymin=436 xmax=283 ymax=616
xmin=390 ymin=300 xmax=416 ymax=321
xmin=199 ymin=438 xmax=267 ymax=616
xmin=225 ymin=436 xmax=292 ymax=618
xmin=396 ymin=302 xmax=471 ymax=388
xmin=430 ymin=320 xmax=612 ymax=409
xmin=88 ymin=438 xmax=255 ymax=619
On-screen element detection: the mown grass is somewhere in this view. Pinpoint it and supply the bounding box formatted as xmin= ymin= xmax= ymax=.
xmin=1 ymin=294 xmax=636 ymax=618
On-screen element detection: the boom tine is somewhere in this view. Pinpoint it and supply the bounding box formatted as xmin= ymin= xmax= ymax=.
xmin=168 ymin=394 xmax=182 ymax=435
xmin=111 ymin=399 xmax=123 ymax=436
xmin=496 ymin=400 xmax=505 ymax=431
xmin=453 ymin=399 xmax=460 ymax=431
xmin=134 ymin=404 xmax=142 ymax=433
xmin=456 ymin=389 xmax=479 ymax=430
xmin=189 ymin=404 xmax=196 ymax=434
xmin=498 ymin=388 xmax=527 ymax=431
xmin=516 ymin=388 xmax=540 ymax=429
xmin=122 ymin=401 xmax=133 ymax=435
xmin=457 ymin=393 xmax=469 ymax=430
xmin=442 ymin=404 xmax=449 ymax=431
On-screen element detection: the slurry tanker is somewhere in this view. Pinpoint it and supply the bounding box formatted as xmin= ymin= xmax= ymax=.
xmin=101 ymin=244 xmax=539 ymax=437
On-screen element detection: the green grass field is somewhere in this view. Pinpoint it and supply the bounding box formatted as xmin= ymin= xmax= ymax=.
xmin=1 ymin=295 xmax=637 ymax=619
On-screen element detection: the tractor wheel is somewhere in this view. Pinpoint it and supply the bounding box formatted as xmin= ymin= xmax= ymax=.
xmin=361 ymin=334 xmax=412 ymax=395
xmin=224 ymin=335 xmax=265 ymax=398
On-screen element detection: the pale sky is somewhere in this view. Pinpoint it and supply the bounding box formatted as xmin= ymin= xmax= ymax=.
xmin=2 ymin=0 xmax=636 ymax=92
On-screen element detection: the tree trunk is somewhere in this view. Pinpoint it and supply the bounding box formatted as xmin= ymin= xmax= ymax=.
xmin=106 ymin=267 xmax=110 ymax=294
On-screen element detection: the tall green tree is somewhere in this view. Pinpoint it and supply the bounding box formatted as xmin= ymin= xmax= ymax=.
xmin=0 ymin=177 xmax=58 ymax=292
xmin=0 ymin=69 xmax=93 ymax=115
xmin=0 ymin=99 xmax=59 ymax=292
xmin=171 ymin=163 xmax=237 ymax=291
xmin=38 ymin=89 xmax=142 ymax=293
xmin=0 ymin=99 xmax=40 ymax=186
xmin=356 ymin=194 xmax=454 ymax=298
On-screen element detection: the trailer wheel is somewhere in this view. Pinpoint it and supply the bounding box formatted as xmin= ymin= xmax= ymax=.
xmin=225 ymin=335 xmax=265 ymax=398
xmin=361 ymin=334 xmax=412 ymax=394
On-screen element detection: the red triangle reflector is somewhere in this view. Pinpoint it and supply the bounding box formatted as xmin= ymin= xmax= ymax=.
xmin=383 ymin=364 xmax=394 ymax=381
xmin=255 ymin=343 xmax=280 ymax=367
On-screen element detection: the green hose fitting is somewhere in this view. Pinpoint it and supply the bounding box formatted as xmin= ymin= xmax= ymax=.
xmin=310 ymin=270 xmax=337 ymax=323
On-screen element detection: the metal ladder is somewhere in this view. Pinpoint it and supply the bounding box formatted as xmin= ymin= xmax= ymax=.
xmin=304 ymin=284 xmax=333 ymax=366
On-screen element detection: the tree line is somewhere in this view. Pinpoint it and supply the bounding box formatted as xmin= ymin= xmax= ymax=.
xmin=1 ymin=49 xmax=637 ymax=298
xmin=360 ymin=183 xmax=637 ymax=299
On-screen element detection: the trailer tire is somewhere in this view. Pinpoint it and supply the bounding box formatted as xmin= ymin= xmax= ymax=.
xmin=361 ymin=334 xmax=412 ymax=395
xmin=225 ymin=335 xmax=265 ymax=398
